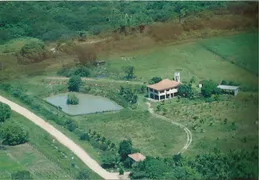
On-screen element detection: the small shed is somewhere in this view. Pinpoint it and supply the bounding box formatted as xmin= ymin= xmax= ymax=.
xmin=128 ymin=153 xmax=146 ymax=162
xmin=217 ymin=85 xmax=239 ymax=96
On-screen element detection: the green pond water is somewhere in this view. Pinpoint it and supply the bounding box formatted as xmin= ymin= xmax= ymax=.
xmin=44 ymin=92 xmax=122 ymax=115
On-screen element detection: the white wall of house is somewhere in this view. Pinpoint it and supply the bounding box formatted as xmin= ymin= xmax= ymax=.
xmin=148 ymin=87 xmax=178 ymax=101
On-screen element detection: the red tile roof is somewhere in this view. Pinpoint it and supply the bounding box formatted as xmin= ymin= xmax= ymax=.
xmin=147 ymin=79 xmax=181 ymax=91
xmin=128 ymin=153 xmax=146 ymax=162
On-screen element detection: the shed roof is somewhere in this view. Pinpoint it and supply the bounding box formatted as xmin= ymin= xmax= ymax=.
xmin=217 ymin=85 xmax=239 ymax=90
xmin=147 ymin=79 xmax=181 ymax=91
xmin=128 ymin=153 xmax=146 ymax=162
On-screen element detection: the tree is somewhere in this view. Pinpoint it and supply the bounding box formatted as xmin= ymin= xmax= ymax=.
xmin=0 ymin=123 xmax=29 ymax=146
xmin=149 ymin=77 xmax=162 ymax=84
xmin=74 ymin=45 xmax=97 ymax=66
xmin=119 ymin=86 xmax=138 ymax=104
xmin=66 ymin=93 xmax=79 ymax=105
xmin=201 ymin=80 xmax=220 ymax=98
xmin=0 ymin=102 xmax=11 ymax=123
xmin=123 ymin=66 xmax=135 ymax=80
xmin=11 ymin=171 xmax=33 ymax=180
xmin=68 ymin=75 xmax=82 ymax=92
xmin=178 ymin=84 xmax=193 ymax=98
xmin=118 ymin=139 xmax=132 ymax=161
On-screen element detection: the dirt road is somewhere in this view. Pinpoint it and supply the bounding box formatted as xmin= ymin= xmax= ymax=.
xmin=0 ymin=95 xmax=122 ymax=180
xmin=146 ymin=102 xmax=192 ymax=154
xmin=46 ymin=76 xmax=144 ymax=85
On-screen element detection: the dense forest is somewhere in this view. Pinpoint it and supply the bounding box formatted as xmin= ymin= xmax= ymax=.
xmin=0 ymin=1 xmax=257 ymax=43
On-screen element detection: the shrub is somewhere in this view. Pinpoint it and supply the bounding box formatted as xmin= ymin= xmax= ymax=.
xmin=17 ymin=41 xmax=49 ymax=64
xmin=119 ymin=167 xmax=124 ymax=175
xmin=66 ymin=93 xmax=79 ymax=105
xmin=68 ymin=75 xmax=82 ymax=92
xmin=0 ymin=123 xmax=29 ymax=146
xmin=0 ymin=102 xmax=11 ymax=123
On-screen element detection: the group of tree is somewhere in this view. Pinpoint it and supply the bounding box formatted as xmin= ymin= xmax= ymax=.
xmin=0 ymin=102 xmax=29 ymax=146
xmin=130 ymin=147 xmax=258 ymax=179
xmin=1 ymin=1 xmax=255 ymax=43
xmin=119 ymin=86 xmax=138 ymax=104
xmin=178 ymin=83 xmax=193 ymax=98
xmin=201 ymin=80 xmax=221 ymax=98
xmin=66 ymin=93 xmax=79 ymax=105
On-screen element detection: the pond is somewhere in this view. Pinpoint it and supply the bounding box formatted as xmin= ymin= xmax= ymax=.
xmin=44 ymin=92 xmax=122 ymax=115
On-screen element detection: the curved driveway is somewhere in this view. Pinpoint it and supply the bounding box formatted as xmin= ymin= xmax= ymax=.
xmin=0 ymin=95 xmax=120 ymax=180
xmin=146 ymin=102 xmax=192 ymax=154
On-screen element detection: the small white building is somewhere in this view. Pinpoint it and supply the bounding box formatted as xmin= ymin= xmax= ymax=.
xmin=147 ymin=79 xmax=181 ymax=101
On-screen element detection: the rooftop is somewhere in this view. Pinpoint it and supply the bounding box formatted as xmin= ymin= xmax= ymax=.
xmin=128 ymin=153 xmax=146 ymax=162
xmin=217 ymin=85 xmax=239 ymax=90
xmin=147 ymin=79 xmax=181 ymax=91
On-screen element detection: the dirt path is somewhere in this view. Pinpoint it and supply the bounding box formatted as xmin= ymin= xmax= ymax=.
xmin=46 ymin=76 xmax=144 ymax=85
xmin=146 ymin=102 xmax=192 ymax=154
xmin=0 ymin=95 xmax=124 ymax=180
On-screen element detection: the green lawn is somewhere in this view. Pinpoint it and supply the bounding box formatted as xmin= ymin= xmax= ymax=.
xmin=74 ymin=109 xmax=186 ymax=158
xmin=153 ymin=92 xmax=258 ymax=157
xmin=0 ymin=111 xmax=100 ymax=180
xmin=105 ymin=32 xmax=258 ymax=90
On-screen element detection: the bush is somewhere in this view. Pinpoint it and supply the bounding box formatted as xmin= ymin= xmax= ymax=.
xmin=68 ymin=75 xmax=82 ymax=92
xmin=0 ymin=102 xmax=11 ymax=123
xmin=17 ymin=41 xmax=49 ymax=64
xmin=66 ymin=93 xmax=79 ymax=105
xmin=123 ymin=66 xmax=135 ymax=80
xmin=0 ymin=123 xmax=29 ymax=146
xmin=11 ymin=171 xmax=33 ymax=180
xmin=57 ymin=66 xmax=91 ymax=77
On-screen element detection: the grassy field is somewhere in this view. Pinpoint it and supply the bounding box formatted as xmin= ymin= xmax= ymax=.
xmin=0 ymin=111 xmax=100 ymax=180
xmin=153 ymin=92 xmax=258 ymax=157
xmin=105 ymin=32 xmax=258 ymax=90
xmin=74 ymin=109 xmax=186 ymax=158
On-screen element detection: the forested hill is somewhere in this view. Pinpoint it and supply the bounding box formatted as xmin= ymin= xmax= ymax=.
xmin=0 ymin=1 xmax=257 ymax=43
